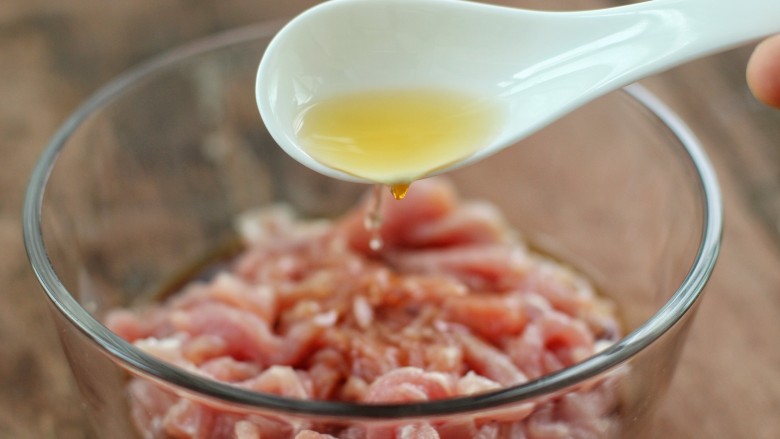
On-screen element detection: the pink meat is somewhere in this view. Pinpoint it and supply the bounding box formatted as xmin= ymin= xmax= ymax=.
xmin=396 ymin=424 xmax=440 ymax=439
xmin=457 ymin=332 xmax=528 ymax=386
xmin=128 ymin=379 xmax=179 ymax=437
xmin=442 ymin=294 xmax=528 ymax=342
xmin=169 ymin=302 xmax=321 ymax=366
xmin=364 ymin=367 xmax=453 ymax=403
xmin=105 ymin=308 xmax=167 ymax=341
xmin=199 ymin=357 xmax=261 ymax=382
xmin=162 ymin=399 xmax=215 ymax=439
xmin=105 ymin=178 xmax=625 ymax=439
xmin=455 ymin=372 xmax=502 ymax=396
xmin=404 ymin=201 xmax=512 ymax=248
xmin=506 ymin=311 xmax=596 ymax=379
xmin=388 ymin=245 xmax=530 ymax=292
xmin=172 ymin=273 xmax=277 ymax=323
xmin=296 ymin=431 xmax=339 ymax=439
xmin=241 ymin=366 xmax=312 ymax=399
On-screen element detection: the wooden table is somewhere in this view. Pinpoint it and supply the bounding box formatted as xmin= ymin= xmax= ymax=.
xmin=1 ymin=1 xmax=778 ymax=437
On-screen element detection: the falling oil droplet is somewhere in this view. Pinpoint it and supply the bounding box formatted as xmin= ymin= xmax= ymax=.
xmin=364 ymin=184 xmax=384 ymax=252
xmin=390 ymin=183 xmax=411 ymax=200
xmin=369 ymin=235 xmax=384 ymax=252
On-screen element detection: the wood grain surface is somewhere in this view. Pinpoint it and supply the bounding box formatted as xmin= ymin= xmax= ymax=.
xmin=1 ymin=1 xmax=778 ymax=438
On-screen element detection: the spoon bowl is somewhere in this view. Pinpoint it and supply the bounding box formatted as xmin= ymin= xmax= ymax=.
xmin=257 ymin=0 xmax=780 ymax=183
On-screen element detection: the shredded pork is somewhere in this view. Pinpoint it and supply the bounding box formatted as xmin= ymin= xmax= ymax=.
xmin=106 ymin=178 xmax=624 ymax=438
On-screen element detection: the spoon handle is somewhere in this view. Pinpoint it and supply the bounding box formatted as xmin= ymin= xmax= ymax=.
xmin=560 ymin=0 xmax=780 ymax=97
xmin=624 ymin=0 xmax=780 ymax=59
xmin=693 ymin=0 xmax=780 ymax=41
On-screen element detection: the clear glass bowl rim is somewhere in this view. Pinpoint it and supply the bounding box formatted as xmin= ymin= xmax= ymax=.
xmin=22 ymin=21 xmax=723 ymax=420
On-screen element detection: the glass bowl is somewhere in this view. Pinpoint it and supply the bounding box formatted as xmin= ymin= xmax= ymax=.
xmin=24 ymin=18 xmax=721 ymax=439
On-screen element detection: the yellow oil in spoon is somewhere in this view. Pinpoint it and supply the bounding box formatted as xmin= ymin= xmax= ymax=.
xmin=295 ymin=88 xmax=506 ymax=200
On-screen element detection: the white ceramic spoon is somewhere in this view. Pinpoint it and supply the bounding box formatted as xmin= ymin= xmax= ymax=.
xmin=256 ymin=0 xmax=780 ymax=183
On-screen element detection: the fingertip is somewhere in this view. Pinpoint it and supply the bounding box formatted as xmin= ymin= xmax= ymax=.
xmin=747 ymin=35 xmax=780 ymax=108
